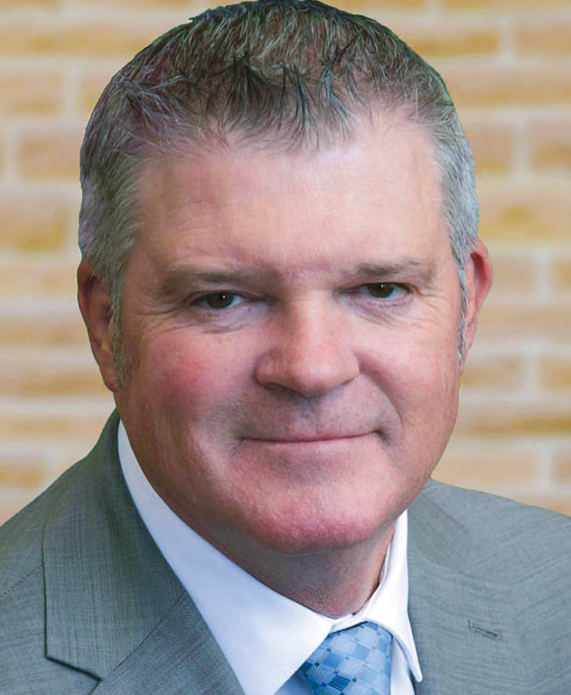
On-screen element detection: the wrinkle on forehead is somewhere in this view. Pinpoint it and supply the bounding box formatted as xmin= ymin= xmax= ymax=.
xmin=138 ymin=111 xmax=442 ymax=220
xmin=132 ymin=113 xmax=448 ymax=296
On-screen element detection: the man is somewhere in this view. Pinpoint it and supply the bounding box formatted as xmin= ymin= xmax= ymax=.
xmin=1 ymin=1 xmax=570 ymax=693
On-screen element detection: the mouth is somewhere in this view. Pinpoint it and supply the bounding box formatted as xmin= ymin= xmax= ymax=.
xmin=244 ymin=433 xmax=375 ymax=445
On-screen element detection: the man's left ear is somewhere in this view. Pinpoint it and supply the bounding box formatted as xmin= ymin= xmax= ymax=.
xmin=462 ymin=239 xmax=493 ymax=365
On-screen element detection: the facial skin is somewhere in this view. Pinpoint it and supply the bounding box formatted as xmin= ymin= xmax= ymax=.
xmin=79 ymin=115 xmax=492 ymax=615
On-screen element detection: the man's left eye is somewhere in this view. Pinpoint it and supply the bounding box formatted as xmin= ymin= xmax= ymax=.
xmin=363 ymin=283 xmax=407 ymax=299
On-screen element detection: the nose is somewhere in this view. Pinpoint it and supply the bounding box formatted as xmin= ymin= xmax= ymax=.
xmin=254 ymin=302 xmax=359 ymax=398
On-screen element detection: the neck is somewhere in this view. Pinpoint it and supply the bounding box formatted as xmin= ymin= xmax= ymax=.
xmin=200 ymin=523 xmax=395 ymax=618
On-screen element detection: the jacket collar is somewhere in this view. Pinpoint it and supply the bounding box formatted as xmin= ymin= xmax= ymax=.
xmin=43 ymin=412 xmax=245 ymax=694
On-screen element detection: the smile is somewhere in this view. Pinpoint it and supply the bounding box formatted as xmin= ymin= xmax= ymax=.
xmin=244 ymin=433 xmax=375 ymax=445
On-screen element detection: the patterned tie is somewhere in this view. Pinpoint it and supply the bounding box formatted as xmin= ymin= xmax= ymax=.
xmin=298 ymin=621 xmax=393 ymax=695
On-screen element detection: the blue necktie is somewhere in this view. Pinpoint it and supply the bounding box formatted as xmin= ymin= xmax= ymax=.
xmin=298 ymin=621 xmax=393 ymax=694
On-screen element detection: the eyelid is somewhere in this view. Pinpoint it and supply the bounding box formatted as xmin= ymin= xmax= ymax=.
xmin=184 ymin=283 xmax=412 ymax=309
xmin=190 ymin=290 xmax=245 ymax=307
xmin=369 ymin=282 xmax=409 ymax=298
xmin=366 ymin=281 xmax=410 ymax=290
xmin=353 ymin=281 xmax=411 ymax=294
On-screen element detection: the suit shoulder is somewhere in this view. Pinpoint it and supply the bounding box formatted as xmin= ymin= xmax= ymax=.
xmin=0 ymin=414 xmax=118 ymax=596
xmin=422 ymin=478 xmax=571 ymax=526
xmin=419 ymin=479 xmax=571 ymax=574
xmin=0 ymin=491 xmax=98 ymax=695
xmin=0 ymin=458 xmax=89 ymax=597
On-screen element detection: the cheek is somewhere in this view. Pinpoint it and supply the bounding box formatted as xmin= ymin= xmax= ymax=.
xmin=366 ymin=323 xmax=462 ymax=448
xmin=137 ymin=332 xmax=254 ymax=410
xmin=374 ymin=332 xmax=460 ymax=397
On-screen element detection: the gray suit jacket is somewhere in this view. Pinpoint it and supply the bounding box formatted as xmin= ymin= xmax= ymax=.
xmin=2 ymin=412 xmax=571 ymax=694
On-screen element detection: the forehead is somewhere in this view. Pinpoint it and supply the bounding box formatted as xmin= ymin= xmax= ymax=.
xmin=135 ymin=116 xmax=446 ymax=274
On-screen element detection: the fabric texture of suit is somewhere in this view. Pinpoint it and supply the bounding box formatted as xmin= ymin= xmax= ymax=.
xmin=2 ymin=411 xmax=571 ymax=694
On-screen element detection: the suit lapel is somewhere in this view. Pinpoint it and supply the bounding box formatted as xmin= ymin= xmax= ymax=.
xmin=91 ymin=592 xmax=245 ymax=695
xmin=43 ymin=413 xmax=244 ymax=695
xmin=408 ymin=482 xmax=522 ymax=695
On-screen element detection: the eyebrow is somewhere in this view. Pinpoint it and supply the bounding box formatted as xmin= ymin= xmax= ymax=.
xmin=350 ymin=260 xmax=436 ymax=284
xmin=159 ymin=268 xmax=272 ymax=298
xmin=159 ymin=259 xmax=436 ymax=298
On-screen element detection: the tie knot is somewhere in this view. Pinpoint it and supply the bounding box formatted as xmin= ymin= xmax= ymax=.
xmin=298 ymin=621 xmax=393 ymax=694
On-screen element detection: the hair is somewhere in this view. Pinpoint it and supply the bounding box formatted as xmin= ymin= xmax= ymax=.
xmin=79 ymin=0 xmax=479 ymax=361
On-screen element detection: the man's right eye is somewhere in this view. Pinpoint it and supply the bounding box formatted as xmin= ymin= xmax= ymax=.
xmin=197 ymin=292 xmax=242 ymax=310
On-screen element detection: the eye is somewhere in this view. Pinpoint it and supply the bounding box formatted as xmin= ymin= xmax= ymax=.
xmin=199 ymin=292 xmax=242 ymax=309
xmin=363 ymin=283 xmax=407 ymax=300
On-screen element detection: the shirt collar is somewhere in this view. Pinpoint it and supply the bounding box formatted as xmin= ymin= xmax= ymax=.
xmin=118 ymin=421 xmax=422 ymax=695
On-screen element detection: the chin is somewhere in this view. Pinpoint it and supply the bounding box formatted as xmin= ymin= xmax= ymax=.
xmin=236 ymin=497 xmax=398 ymax=556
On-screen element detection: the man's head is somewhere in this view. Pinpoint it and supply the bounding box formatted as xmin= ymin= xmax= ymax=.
xmin=78 ymin=0 xmax=492 ymax=568
xmin=78 ymin=0 xmax=479 ymax=368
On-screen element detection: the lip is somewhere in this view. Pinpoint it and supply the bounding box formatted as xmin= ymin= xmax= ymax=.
xmin=244 ymin=433 xmax=374 ymax=444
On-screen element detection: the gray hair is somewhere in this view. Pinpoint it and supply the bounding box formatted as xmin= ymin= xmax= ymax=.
xmin=79 ymin=0 xmax=478 ymax=359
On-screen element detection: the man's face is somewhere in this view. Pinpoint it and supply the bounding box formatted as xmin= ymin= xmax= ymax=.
xmin=108 ymin=117 xmax=489 ymax=558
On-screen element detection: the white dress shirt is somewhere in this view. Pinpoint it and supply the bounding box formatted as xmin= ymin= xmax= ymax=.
xmin=118 ymin=422 xmax=422 ymax=695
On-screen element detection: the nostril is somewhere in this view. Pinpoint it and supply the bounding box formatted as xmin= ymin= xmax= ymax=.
xmin=254 ymin=345 xmax=359 ymax=398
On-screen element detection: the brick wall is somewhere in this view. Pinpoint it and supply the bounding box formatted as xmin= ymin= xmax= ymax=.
xmin=1 ymin=0 xmax=570 ymax=524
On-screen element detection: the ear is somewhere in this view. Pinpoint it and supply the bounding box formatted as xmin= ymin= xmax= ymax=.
xmin=77 ymin=260 xmax=120 ymax=392
xmin=461 ymin=239 xmax=493 ymax=365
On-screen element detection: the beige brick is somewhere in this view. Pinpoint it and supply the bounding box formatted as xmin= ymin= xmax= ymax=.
xmin=0 ymin=456 xmax=45 ymax=488
xmin=0 ymin=71 xmax=63 ymax=117
xmin=511 ymin=494 xmax=571 ymax=518
xmin=539 ymin=355 xmax=571 ymax=390
xmin=477 ymin=304 xmax=571 ymax=342
xmin=0 ymin=259 xmax=77 ymax=298
xmin=0 ymin=20 xmax=164 ymax=60
xmin=554 ymin=449 xmax=571 ymax=483
xmin=0 ymin=192 xmax=72 ymax=252
xmin=488 ymin=254 xmax=535 ymax=295
xmin=455 ymin=402 xmax=571 ymax=438
xmin=461 ymin=354 xmax=524 ymax=390
xmin=0 ymin=134 xmax=5 ymax=178
xmin=464 ymin=122 xmax=514 ymax=175
xmin=54 ymin=444 xmax=100 ymax=476
xmin=478 ymin=182 xmax=571 ymax=243
xmin=442 ymin=65 xmax=571 ymax=108
xmin=18 ymin=127 xmax=83 ymax=182
xmin=515 ymin=23 xmax=571 ymax=57
xmin=85 ymin=0 xmax=204 ymax=7
xmin=0 ymin=313 xmax=88 ymax=349
xmin=445 ymin=0 xmax=570 ymax=9
xmin=0 ymin=490 xmax=44 ymax=526
xmin=0 ymin=0 xmax=59 ymax=7
xmin=401 ymin=23 xmax=499 ymax=59
xmin=344 ymin=0 xmax=426 ymax=6
xmin=79 ymin=70 xmax=117 ymax=117
xmin=0 ymin=411 xmax=111 ymax=443
xmin=0 ymin=359 xmax=108 ymax=398
xmin=552 ymin=257 xmax=571 ymax=291
xmin=529 ymin=120 xmax=571 ymax=173
xmin=434 ymin=447 xmax=536 ymax=488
